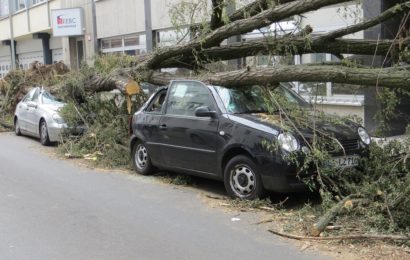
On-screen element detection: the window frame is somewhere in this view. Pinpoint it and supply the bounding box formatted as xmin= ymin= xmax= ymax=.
xmin=164 ymin=81 xmax=218 ymax=118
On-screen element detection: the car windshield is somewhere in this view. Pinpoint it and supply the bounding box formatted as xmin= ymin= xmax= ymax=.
xmin=42 ymin=91 xmax=62 ymax=105
xmin=215 ymin=84 xmax=311 ymax=114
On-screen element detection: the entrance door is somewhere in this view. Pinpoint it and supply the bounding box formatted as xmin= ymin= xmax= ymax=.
xmin=76 ymin=40 xmax=84 ymax=68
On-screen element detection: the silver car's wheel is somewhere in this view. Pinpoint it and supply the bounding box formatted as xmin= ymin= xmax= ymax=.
xmin=131 ymin=142 xmax=155 ymax=175
xmin=40 ymin=120 xmax=51 ymax=146
xmin=14 ymin=118 xmax=21 ymax=136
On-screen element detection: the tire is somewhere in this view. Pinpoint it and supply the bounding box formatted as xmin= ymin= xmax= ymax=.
xmin=132 ymin=141 xmax=155 ymax=175
xmin=14 ymin=118 xmax=21 ymax=136
xmin=224 ymin=155 xmax=265 ymax=200
xmin=40 ymin=120 xmax=51 ymax=146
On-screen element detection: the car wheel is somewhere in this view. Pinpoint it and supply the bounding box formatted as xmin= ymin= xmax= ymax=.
xmin=132 ymin=141 xmax=155 ymax=175
xmin=14 ymin=118 xmax=21 ymax=136
xmin=40 ymin=120 xmax=51 ymax=146
xmin=224 ymin=155 xmax=265 ymax=200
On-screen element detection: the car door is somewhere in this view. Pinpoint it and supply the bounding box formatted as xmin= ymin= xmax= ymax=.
xmin=137 ymin=89 xmax=168 ymax=166
xmin=158 ymin=81 xmax=219 ymax=175
xmin=25 ymin=89 xmax=41 ymax=135
xmin=17 ymin=88 xmax=37 ymax=132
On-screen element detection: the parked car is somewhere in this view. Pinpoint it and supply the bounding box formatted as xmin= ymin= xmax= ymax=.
xmin=14 ymin=87 xmax=66 ymax=146
xmin=129 ymin=80 xmax=371 ymax=199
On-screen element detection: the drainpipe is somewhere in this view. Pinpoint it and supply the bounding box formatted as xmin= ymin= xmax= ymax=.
xmin=144 ymin=0 xmax=153 ymax=52
xmin=8 ymin=0 xmax=16 ymax=69
xmin=91 ymin=0 xmax=98 ymax=55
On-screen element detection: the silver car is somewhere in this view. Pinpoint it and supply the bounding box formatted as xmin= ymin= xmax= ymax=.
xmin=14 ymin=87 xmax=66 ymax=146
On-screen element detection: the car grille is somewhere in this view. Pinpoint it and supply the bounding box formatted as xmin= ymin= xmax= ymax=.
xmin=332 ymin=139 xmax=360 ymax=155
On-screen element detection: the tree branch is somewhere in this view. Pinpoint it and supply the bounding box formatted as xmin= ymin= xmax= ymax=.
xmin=319 ymin=1 xmax=410 ymax=41
xmin=158 ymin=37 xmax=410 ymax=68
xmin=268 ymin=229 xmax=410 ymax=241
xmin=210 ymin=0 xmax=225 ymax=30
xmin=137 ymin=0 xmax=352 ymax=70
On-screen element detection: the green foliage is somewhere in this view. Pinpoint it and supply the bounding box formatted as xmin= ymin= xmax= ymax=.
xmin=261 ymin=84 xmax=410 ymax=235
xmin=57 ymin=55 xmax=148 ymax=168
xmin=59 ymin=97 xmax=132 ymax=168
xmin=93 ymin=54 xmax=135 ymax=75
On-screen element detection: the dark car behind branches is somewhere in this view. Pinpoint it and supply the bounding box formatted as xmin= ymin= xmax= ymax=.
xmin=129 ymin=80 xmax=371 ymax=199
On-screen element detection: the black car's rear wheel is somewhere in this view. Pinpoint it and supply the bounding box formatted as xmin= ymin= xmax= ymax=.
xmin=132 ymin=141 xmax=155 ymax=175
xmin=40 ymin=120 xmax=51 ymax=146
xmin=14 ymin=118 xmax=21 ymax=136
xmin=224 ymin=155 xmax=265 ymax=200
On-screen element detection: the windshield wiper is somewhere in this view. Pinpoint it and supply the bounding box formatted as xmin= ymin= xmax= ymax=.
xmin=234 ymin=110 xmax=267 ymax=114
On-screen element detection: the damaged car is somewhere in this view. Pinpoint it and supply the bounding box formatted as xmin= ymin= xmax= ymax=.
xmin=129 ymin=80 xmax=371 ymax=199
xmin=14 ymin=87 xmax=66 ymax=146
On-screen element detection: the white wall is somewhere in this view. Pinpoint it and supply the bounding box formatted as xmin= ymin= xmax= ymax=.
xmin=96 ymin=0 xmax=145 ymax=39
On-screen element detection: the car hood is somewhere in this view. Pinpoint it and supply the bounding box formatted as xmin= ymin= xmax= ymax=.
xmin=228 ymin=113 xmax=359 ymax=140
xmin=42 ymin=102 xmax=65 ymax=113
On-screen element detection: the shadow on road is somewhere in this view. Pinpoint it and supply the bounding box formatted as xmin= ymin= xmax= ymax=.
xmin=152 ymin=171 xmax=321 ymax=208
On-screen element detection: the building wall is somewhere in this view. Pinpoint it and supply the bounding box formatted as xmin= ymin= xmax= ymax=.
xmin=95 ymin=0 xmax=145 ymax=39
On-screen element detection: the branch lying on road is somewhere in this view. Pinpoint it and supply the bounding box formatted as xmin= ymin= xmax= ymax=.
xmin=268 ymin=229 xmax=410 ymax=241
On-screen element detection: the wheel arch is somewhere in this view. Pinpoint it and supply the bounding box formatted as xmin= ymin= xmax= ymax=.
xmin=221 ymin=146 xmax=256 ymax=175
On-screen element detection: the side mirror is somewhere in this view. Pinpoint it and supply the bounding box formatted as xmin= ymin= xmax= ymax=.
xmin=26 ymin=101 xmax=38 ymax=109
xmin=195 ymin=106 xmax=218 ymax=118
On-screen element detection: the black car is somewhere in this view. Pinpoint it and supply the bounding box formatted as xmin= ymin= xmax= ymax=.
xmin=129 ymin=80 xmax=371 ymax=199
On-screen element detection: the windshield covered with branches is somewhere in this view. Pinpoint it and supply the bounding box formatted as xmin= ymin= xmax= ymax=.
xmin=215 ymin=84 xmax=310 ymax=114
xmin=42 ymin=91 xmax=63 ymax=105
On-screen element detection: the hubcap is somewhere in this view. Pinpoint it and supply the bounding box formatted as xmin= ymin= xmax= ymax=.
xmin=230 ymin=164 xmax=256 ymax=197
xmin=135 ymin=145 xmax=148 ymax=170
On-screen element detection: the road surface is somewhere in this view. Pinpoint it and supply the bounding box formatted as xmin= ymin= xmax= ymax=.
xmin=0 ymin=133 xmax=328 ymax=260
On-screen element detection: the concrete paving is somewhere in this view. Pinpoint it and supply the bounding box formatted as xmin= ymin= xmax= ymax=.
xmin=0 ymin=133 xmax=329 ymax=260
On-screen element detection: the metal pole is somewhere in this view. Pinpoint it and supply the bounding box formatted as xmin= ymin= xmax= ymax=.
xmin=8 ymin=0 xmax=16 ymax=70
xmin=144 ymin=0 xmax=153 ymax=52
xmin=91 ymin=0 xmax=99 ymax=55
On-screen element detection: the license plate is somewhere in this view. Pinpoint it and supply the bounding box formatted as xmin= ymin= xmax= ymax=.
xmin=330 ymin=155 xmax=360 ymax=168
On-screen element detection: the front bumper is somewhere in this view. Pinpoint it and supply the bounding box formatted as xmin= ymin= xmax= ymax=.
xmin=47 ymin=122 xmax=85 ymax=142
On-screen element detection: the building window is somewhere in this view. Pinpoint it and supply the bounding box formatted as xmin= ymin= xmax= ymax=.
xmin=294 ymin=53 xmax=364 ymax=98
xmin=14 ymin=0 xmax=26 ymax=11
xmin=31 ymin=0 xmax=46 ymax=6
xmin=155 ymin=28 xmax=189 ymax=48
xmin=0 ymin=0 xmax=9 ymax=16
xmin=101 ymin=34 xmax=146 ymax=55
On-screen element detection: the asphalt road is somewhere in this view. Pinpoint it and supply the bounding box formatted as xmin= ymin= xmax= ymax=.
xmin=0 ymin=133 xmax=328 ymax=260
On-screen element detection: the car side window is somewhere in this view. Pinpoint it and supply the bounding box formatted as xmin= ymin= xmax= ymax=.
xmin=146 ymin=91 xmax=167 ymax=113
xmin=166 ymin=82 xmax=215 ymax=117
xmin=23 ymin=88 xmax=38 ymax=102
xmin=32 ymin=90 xmax=40 ymax=102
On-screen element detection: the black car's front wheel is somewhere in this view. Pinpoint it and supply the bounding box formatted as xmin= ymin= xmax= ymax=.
xmin=132 ymin=141 xmax=155 ymax=175
xmin=224 ymin=155 xmax=265 ymax=200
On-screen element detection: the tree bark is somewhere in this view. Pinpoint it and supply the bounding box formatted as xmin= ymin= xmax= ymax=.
xmin=142 ymin=65 xmax=410 ymax=89
xmin=268 ymin=229 xmax=410 ymax=241
xmin=159 ymin=37 xmax=410 ymax=68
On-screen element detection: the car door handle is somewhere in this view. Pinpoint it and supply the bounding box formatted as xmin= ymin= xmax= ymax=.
xmin=159 ymin=124 xmax=167 ymax=130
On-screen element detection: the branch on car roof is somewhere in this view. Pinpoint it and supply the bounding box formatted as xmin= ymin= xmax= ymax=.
xmin=140 ymin=64 xmax=410 ymax=89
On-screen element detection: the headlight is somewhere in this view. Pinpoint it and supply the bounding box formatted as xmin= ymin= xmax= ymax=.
xmin=52 ymin=113 xmax=65 ymax=124
xmin=358 ymin=127 xmax=371 ymax=145
xmin=278 ymin=132 xmax=299 ymax=152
